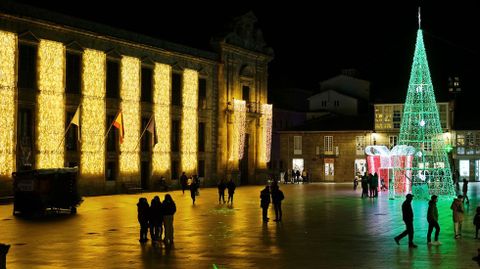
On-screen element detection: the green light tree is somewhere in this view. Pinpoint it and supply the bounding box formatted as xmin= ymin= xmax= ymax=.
xmin=395 ymin=26 xmax=456 ymax=199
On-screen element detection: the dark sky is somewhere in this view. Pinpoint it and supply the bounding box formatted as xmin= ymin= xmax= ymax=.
xmin=12 ymin=1 xmax=480 ymax=103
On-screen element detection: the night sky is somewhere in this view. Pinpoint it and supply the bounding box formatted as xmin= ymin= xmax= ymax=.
xmin=11 ymin=1 xmax=480 ymax=108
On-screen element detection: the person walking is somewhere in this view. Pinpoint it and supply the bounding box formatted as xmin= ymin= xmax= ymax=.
xmin=260 ymin=186 xmax=271 ymax=222
xmin=226 ymin=179 xmax=236 ymax=204
xmin=361 ymin=173 xmax=368 ymax=198
xmin=162 ymin=194 xmax=176 ymax=244
xmin=450 ymin=195 xmax=464 ymax=239
xmin=474 ymin=207 xmax=480 ymax=239
xmin=149 ymin=196 xmax=163 ymax=242
xmin=271 ymin=184 xmax=284 ymax=222
xmin=189 ymin=179 xmax=198 ymax=205
xmin=394 ymin=194 xmax=417 ymax=248
xmin=462 ymin=179 xmax=470 ymax=204
xmin=180 ymin=172 xmax=188 ymax=194
xmin=137 ymin=197 xmax=150 ymax=243
xmin=217 ymin=180 xmax=226 ymax=204
xmin=427 ymin=195 xmax=441 ymax=245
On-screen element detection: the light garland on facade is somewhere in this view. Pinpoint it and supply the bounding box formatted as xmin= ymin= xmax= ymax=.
xmin=152 ymin=63 xmax=171 ymax=176
xmin=229 ymin=99 xmax=246 ymax=161
xmin=80 ymin=49 xmax=106 ymax=176
xmin=119 ymin=56 xmax=141 ymax=176
xmin=262 ymin=104 xmax=273 ymax=163
xmin=0 ymin=31 xmax=16 ymax=177
xmin=181 ymin=69 xmax=198 ymax=174
xmin=36 ymin=40 xmax=65 ymax=168
xmin=396 ymin=29 xmax=455 ymax=198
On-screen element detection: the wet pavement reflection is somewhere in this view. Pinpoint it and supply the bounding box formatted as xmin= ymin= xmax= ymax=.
xmin=1 ymin=183 xmax=480 ymax=268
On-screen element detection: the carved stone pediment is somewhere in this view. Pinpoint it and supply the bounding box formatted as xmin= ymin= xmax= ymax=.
xmin=215 ymin=11 xmax=273 ymax=56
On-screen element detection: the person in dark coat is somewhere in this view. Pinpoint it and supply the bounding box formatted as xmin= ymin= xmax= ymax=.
xmin=361 ymin=173 xmax=368 ymax=198
xmin=462 ymin=179 xmax=470 ymax=204
xmin=394 ymin=194 xmax=417 ymax=248
xmin=149 ymin=196 xmax=163 ymax=241
xmin=473 ymin=206 xmax=480 ymax=239
xmin=137 ymin=197 xmax=150 ymax=243
xmin=427 ymin=195 xmax=441 ymax=245
xmin=271 ymin=185 xmax=284 ymax=222
xmin=217 ymin=180 xmax=226 ymax=204
xmin=226 ymin=179 xmax=236 ymax=204
xmin=162 ymin=194 xmax=176 ymax=244
xmin=190 ymin=179 xmax=199 ymax=205
xmin=260 ymin=186 xmax=271 ymax=222
xmin=180 ymin=172 xmax=188 ymax=194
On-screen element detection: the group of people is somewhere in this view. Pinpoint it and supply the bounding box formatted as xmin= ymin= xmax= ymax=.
xmin=359 ymin=172 xmax=380 ymax=198
xmin=394 ymin=192 xmax=480 ymax=248
xmin=260 ymin=181 xmax=285 ymax=222
xmin=282 ymin=169 xmax=309 ymax=184
xmin=137 ymin=194 xmax=176 ymax=244
xmin=217 ymin=179 xmax=236 ymax=204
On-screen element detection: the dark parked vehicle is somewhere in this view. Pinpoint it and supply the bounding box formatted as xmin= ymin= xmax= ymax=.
xmin=13 ymin=167 xmax=82 ymax=216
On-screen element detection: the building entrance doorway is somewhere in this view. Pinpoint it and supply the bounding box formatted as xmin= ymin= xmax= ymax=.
xmin=324 ymin=158 xmax=334 ymax=181
xmin=292 ymin=158 xmax=304 ymax=181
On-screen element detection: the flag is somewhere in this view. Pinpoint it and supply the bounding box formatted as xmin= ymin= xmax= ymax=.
xmin=146 ymin=116 xmax=158 ymax=147
xmin=113 ymin=111 xmax=124 ymax=144
xmin=70 ymin=106 xmax=81 ymax=142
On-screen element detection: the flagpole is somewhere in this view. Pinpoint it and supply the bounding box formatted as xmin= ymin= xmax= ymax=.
xmin=101 ymin=110 xmax=120 ymax=148
xmin=56 ymin=122 xmax=72 ymax=150
xmin=134 ymin=114 xmax=153 ymax=151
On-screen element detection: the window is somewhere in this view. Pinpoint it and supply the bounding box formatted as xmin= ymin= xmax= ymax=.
xmin=389 ymin=136 xmax=398 ymax=149
xmin=393 ymin=106 xmax=402 ymax=129
xmin=66 ymin=111 xmax=78 ymax=151
xmin=356 ymin=136 xmax=365 ymax=155
xmin=171 ymin=160 xmax=179 ymax=180
xmin=242 ymin=86 xmax=250 ymax=102
xmin=66 ymin=52 xmax=81 ymax=94
xmin=198 ymin=160 xmax=205 ymax=177
xmin=316 ymin=145 xmax=320 ymax=155
xmin=457 ymin=134 xmax=465 ymax=146
xmin=18 ymin=44 xmax=37 ymax=89
xmin=141 ymin=67 xmax=153 ymax=102
xmin=460 ymin=160 xmax=469 ymax=177
xmin=199 ymin=78 xmax=207 ymax=109
xmin=293 ymin=136 xmax=302 ymax=155
xmin=172 ymin=73 xmax=182 ymax=106
xmin=171 ymin=120 xmax=180 ymax=152
xmin=457 ymin=147 xmax=465 ymax=155
xmin=106 ymin=115 xmax=117 ymax=152
xmin=198 ymin=122 xmax=205 ymax=152
xmin=106 ymin=60 xmax=120 ymax=98
xmin=106 ymin=161 xmax=117 ymax=181
xmin=324 ymin=136 xmax=333 ymax=153
xmin=466 ymin=132 xmax=475 ymax=146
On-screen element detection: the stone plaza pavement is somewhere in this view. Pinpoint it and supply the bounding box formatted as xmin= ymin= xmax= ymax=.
xmin=1 ymin=182 xmax=480 ymax=269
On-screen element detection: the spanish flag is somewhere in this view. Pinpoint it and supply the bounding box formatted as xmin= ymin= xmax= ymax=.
xmin=113 ymin=111 xmax=124 ymax=144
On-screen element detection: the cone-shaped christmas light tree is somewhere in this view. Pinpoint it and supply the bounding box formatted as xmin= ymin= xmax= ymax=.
xmin=394 ymin=10 xmax=455 ymax=199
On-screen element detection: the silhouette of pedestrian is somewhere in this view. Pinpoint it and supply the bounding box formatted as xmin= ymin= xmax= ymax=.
xmin=180 ymin=172 xmax=188 ymax=194
xmin=137 ymin=197 xmax=150 ymax=243
xmin=217 ymin=180 xmax=226 ymax=203
xmin=394 ymin=194 xmax=417 ymax=248
xmin=162 ymin=194 xmax=176 ymax=244
xmin=451 ymin=195 xmax=464 ymax=239
xmin=190 ymin=179 xmax=198 ymax=205
xmin=149 ymin=196 xmax=163 ymax=241
xmin=271 ymin=184 xmax=284 ymax=222
xmin=226 ymin=179 xmax=236 ymax=204
xmin=427 ymin=195 xmax=441 ymax=245
xmin=260 ymin=186 xmax=271 ymax=222
xmin=463 ymin=179 xmax=470 ymax=204
xmin=473 ymin=207 xmax=480 ymax=239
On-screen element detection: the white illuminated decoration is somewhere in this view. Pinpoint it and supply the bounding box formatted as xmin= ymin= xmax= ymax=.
xmin=419 ymin=119 xmax=425 ymax=127
xmin=262 ymin=104 xmax=273 ymax=163
xmin=230 ymin=99 xmax=246 ymax=161
xmin=119 ymin=56 xmax=141 ymax=175
xmin=181 ymin=69 xmax=198 ymax=174
xmin=36 ymin=39 xmax=65 ymax=168
xmin=81 ymin=49 xmax=106 ymax=176
xmin=0 ymin=30 xmax=16 ymax=176
xmin=152 ymin=63 xmax=171 ymax=176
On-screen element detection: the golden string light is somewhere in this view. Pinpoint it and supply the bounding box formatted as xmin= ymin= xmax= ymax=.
xmin=0 ymin=30 xmax=16 ymax=176
xmin=80 ymin=49 xmax=106 ymax=176
xmin=119 ymin=56 xmax=140 ymax=175
xmin=152 ymin=63 xmax=171 ymax=176
xmin=181 ymin=69 xmax=198 ymax=174
xmin=36 ymin=39 xmax=65 ymax=168
xmin=229 ymin=99 xmax=246 ymax=161
xmin=262 ymin=104 xmax=273 ymax=163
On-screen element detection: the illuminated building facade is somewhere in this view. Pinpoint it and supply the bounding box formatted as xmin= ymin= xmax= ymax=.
xmin=0 ymin=4 xmax=272 ymax=195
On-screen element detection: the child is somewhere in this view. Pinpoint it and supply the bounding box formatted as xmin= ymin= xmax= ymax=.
xmin=474 ymin=207 xmax=480 ymax=239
